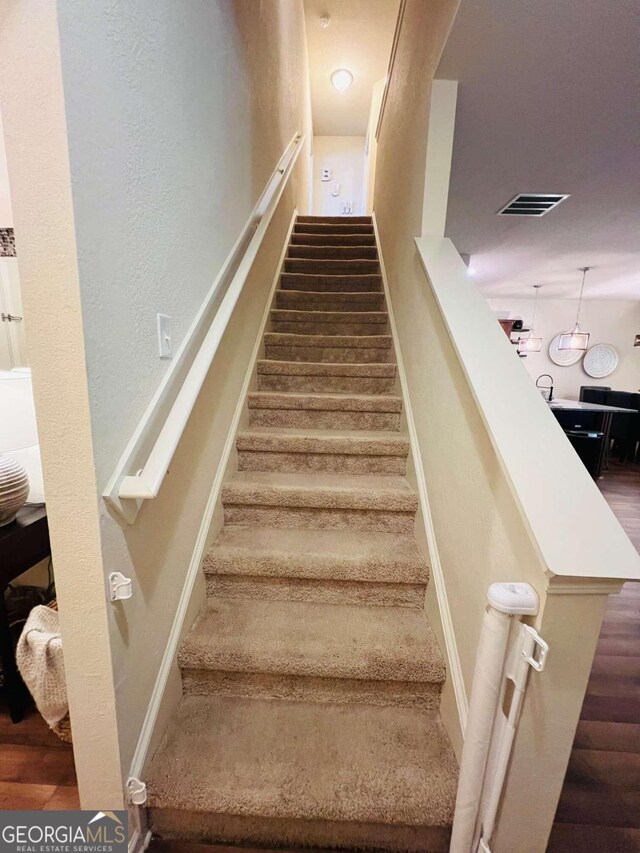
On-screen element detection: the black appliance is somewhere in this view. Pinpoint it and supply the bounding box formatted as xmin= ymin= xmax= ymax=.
xmin=564 ymin=429 xmax=605 ymax=479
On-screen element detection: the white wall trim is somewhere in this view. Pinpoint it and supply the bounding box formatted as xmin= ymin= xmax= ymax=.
xmin=126 ymin=207 xmax=298 ymax=789
xmin=372 ymin=213 xmax=468 ymax=734
xmin=545 ymin=578 xmax=625 ymax=596
xmin=375 ymin=0 xmax=407 ymax=142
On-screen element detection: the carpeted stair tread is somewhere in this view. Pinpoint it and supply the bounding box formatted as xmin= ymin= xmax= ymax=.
xmin=270 ymin=309 xmax=388 ymax=337
xmin=294 ymin=222 xmax=374 ymax=235
xmin=178 ymin=598 xmax=445 ymax=684
xmin=222 ymin=471 xmax=417 ymax=512
xmin=284 ymin=258 xmax=379 ymax=274
xmin=297 ymin=215 xmax=373 ymax=223
xmin=256 ymin=360 xmax=397 ymax=394
xmin=257 ymin=360 xmax=395 ymax=377
xmin=276 ymin=290 xmax=385 ymax=311
xmin=288 ymin=245 xmax=378 ymax=260
xmin=147 ymin=215 xmax=457 ymax=852
xmin=280 ymin=272 xmax=382 ymax=292
xmin=146 ymin=696 xmax=456 ymax=831
xmin=290 ymin=232 xmax=377 ymax=246
xmin=204 ymin=526 xmax=428 ymax=584
xmin=236 ymin=428 xmax=409 ymax=455
xmin=270 ymin=309 xmax=388 ymax=324
xmin=248 ymin=391 xmax=402 ymax=412
xmin=264 ymin=332 xmax=392 ymax=349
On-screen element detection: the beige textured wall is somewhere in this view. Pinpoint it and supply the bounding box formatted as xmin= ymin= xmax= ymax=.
xmin=373 ymin=2 xmax=621 ymax=849
xmin=1 ymin=0 xmax=311 ymax=804
xmin=373 ymin=0 xmax=462 ymax=739
xmin=90 ymin=0 xmax=311 ymax=778
xmin=0 ymin=0 xmax=124 ymax=808
xmin=0 ymin=109 xmax=12 ymax=227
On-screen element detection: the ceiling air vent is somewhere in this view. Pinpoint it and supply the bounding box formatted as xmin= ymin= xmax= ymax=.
xmin=497 ymin=193 xmax=570 ymax=217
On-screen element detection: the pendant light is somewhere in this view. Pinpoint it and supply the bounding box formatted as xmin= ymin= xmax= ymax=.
xmin=558 ymin=266 xmax=591 ymax=351
xmin=518 ymin=284 xmax=543 ymax=353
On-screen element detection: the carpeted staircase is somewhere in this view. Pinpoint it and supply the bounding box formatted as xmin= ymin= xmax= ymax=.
xmin=145 ymin=216 xmax=458 ymax=851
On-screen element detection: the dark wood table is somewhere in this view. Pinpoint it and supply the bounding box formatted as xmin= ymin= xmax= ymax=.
xmin=0 ymin=504 xmax=50 ymax=722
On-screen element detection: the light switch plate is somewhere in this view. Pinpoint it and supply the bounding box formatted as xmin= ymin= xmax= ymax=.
xmin=157 ymin=313 xmax=172 ymax=358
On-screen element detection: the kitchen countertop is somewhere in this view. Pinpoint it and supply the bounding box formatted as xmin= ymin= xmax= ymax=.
xmin=548 ymin=398 xmax=637 ymax=414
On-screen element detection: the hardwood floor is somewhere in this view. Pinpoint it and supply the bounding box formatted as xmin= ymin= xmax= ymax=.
xmin=0 ymin=702 xmax=78 ymax=809
xmin=547 ymin=461 xmax=640 ymax=852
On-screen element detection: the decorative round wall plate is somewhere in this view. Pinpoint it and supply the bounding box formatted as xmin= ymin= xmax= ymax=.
xmin=583 ymin=343 xmax=619 ymax=378
xmin=549 ymin=334 xmax=583 ymax=366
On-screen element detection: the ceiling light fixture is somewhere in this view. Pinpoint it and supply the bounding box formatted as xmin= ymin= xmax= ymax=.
xmin=519 ymin=285 xmax=543 ymax=353
xmin=558 ymin=267 xmax=591 ymax=351
xmin=331 ymin=69 xmax=353 ymax=91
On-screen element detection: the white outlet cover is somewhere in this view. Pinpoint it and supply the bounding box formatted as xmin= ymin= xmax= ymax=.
xmin=157 ymin=313 xmax=172 ymax=358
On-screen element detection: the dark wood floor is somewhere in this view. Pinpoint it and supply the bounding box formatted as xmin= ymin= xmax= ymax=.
xmin=547 ymin=461 xmax=640 ymax=852
xmin=0 ymin=703 xmax=78 ymax=809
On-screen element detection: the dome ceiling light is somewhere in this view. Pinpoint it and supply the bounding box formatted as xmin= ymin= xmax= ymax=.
xmin=331 ymin=69 xmax=353 ymax=91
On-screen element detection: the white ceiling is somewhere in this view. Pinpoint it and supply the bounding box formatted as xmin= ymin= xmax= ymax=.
xmin=304 ymin=0 xmax=400 ymax=137
xmin=437 ymin=0 xmax=640 ymax=300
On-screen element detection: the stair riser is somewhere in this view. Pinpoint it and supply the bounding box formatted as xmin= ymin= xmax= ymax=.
xmin=223 ymin=505 xmax=415 ymax=533
xmin=290 ymin=232 xmax=377 ymax=246
xmin=288 ymin=245 xmax=378 ymax=260
xmin=258 ymin=374 xmax=395 ymax=393
xmin=280 ymin=273 xmax=382 ymax=292
xmin=276 ymin=293 xmax=385 ymax=311
xmin=206 ymin=574 xmax=426 ymax=608
xmin=271 ymin=321 xmax=387 ymax=336
xmin=264 ymin=344 xmax=392 ymax=363
xmin=148 ymin=810 xmax=451 ymax=853
xmin=248 ymin=409 xmax=401 ymax=430
xmin=294 ymin=223 xmax=375 ymax=235
xmin=238 ymin=450 xmax=407 ymax=475
xmin=180 ymin=668 xmax=441 ymax=710
xmin=285 ymin=259 xmax=379 ymax=275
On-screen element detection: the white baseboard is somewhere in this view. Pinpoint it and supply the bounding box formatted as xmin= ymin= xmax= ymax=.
xmin=126 ymin=207 xmax=299 ymax=788
xmin=372 ymin=213 xmax=468 ymax=734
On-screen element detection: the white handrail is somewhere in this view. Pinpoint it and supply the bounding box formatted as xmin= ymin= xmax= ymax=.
xmin=104 ymin=132 xmax=303 ymax=523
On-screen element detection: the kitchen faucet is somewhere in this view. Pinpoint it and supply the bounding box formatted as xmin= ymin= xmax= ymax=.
xmin=536 ymin=374 xmax=554 ymax=402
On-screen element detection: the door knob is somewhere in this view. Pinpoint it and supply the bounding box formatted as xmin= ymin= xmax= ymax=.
xmin=1 ymin=312 xmax=22 ymax=322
